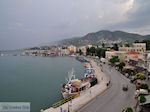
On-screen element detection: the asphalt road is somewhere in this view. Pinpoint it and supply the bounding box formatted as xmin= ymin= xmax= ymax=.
xmin=80 ymin=62 xmax=136 ymax=112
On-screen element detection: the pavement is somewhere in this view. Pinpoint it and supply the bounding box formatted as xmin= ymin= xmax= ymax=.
xmin=44 ymin=59 xmax=110 ymax=112
xmin=80 ymin=62 xmax=136 ymax=112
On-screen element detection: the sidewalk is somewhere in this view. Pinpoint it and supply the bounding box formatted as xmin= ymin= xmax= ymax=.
xmin=44 ymin=59 xmax=110 ymax=112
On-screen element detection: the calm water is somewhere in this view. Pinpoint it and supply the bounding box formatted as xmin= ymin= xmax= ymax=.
xmin=0 ymin=56 xmax=85 ymax=112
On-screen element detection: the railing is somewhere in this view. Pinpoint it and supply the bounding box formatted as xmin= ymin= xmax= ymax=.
xmin=52 ymin=94 xmax=79 ymax=108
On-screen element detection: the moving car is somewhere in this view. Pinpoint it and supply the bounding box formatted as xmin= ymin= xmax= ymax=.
xmin=122 ymin=84 xmax=128 ymax=91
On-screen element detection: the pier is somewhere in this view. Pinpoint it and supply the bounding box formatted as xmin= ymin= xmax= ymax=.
xmin=43 ymin=58 xmax=110 ymax=112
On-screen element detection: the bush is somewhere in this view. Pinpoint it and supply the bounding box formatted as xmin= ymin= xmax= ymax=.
xmin=135 ymin=73 xmax=146 ymax=80
xmin=140 ymin=84 xmax=149 ymax=90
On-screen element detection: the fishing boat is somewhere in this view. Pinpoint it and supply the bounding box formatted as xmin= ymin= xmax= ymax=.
xmin=61 ymin=68 xmax=97 ymax=98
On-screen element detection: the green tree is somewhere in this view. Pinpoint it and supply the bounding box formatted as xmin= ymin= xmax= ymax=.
xmin=140 ymin=95 xmax=146 ymax=104
xmin=96 ymin=48 xmax=101 ymax=58
xmin=125 ymin=42 xmax=130 ymax=47
xmin=79 ymin=49 xmax=83 ymax=55
xmin=102 ymin=43 xmax=105 ymax=48
xmin=113 ymin=44 xmax=119 ymax=51
xmin=109 ymin=56 xmax=120 ymax=64
xmin=122 ymin=107 xmax=133 ymax=112
xmin=140 ymin=84 xmax=148 ymax=90
xmin=126 ymin=69 xmax=133 ymax=75
xmin=101 ymin=49 xmax=106 ymax=58
xmin=135 ymin=73 xmax=146 ymax=80
xmin=134 ymin=40 xmax=140 ymax=43
xmin=118 ymin=62 xmax=125 ymax=70
xmin=90 ymin=47 xmax=96 ymax=56
xmin=86 ymin=47 xmax=90 ymax=56
xmin=141 ymin=39 xmax=150 ymax=50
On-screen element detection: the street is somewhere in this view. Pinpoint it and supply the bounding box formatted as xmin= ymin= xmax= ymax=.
xmin=80 ymin=62 xmax=136 ymax=112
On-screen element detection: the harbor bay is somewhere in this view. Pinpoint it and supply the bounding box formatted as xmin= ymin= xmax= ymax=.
xmin=0 ymin=56 xmax=85 ymax=112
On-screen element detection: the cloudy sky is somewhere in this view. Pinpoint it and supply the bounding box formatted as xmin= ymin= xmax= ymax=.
xmin=0 ymin=0 xmax=150 ymax=49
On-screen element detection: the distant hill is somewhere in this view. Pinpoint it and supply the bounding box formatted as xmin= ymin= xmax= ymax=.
xmin=55 ymin=30 xmax=150 ymax=46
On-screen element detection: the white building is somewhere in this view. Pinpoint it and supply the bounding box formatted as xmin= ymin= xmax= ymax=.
xmin=147 ymin=51 xmax=150 ymax=72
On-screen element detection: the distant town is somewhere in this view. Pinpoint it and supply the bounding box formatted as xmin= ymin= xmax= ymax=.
xmin=1 ymin=40 xmax=150 ymax=73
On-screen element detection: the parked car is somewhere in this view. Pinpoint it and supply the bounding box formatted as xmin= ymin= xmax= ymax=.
xmin=122 ymin=84 xmax=128 ymax=91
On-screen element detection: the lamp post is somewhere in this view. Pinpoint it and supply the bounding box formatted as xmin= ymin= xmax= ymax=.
xmin=68 ymin=101 xmax=70 ymax=112
xmin=59 ymin=107 xmax=62 ymax=112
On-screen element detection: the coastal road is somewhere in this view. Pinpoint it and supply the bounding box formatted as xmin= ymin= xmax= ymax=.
xmin=80 ymin=62 xmax=136 ymax=112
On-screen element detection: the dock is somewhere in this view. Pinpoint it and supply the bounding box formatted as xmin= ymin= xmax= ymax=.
xmin=43 ymin=59 xmax=110 ymax=112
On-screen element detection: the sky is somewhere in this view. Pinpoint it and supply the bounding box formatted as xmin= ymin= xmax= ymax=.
xmin=0 ymin=0 xmax=150 ymax=50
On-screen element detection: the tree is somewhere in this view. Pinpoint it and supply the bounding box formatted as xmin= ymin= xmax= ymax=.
xmin=96 ymin=48 xmax=101 ymax=58
xmin=122 ymin=107 xmax=133 ymax=112
xmin=90 ymin=47 xmax=96 ymax=56
xmin=79 ymin=49 xmax=83 ymax=55
xmin=125 ymin=42 xmax=130 ymax=47
xmin=126 ymin=69 xmax=133 ymax=75
xmin=113 ymin=44 xmax=119 ymax=51
xmin=140 ymin=84 xmax=149 ymax=90
xmin=118 ymin=62 xmax=125 ymax=70
xmin=135 ymin=40 xmax=140 ymax=43
xmin=86 ymin=47 xmax=90 ymax=56
xmin=140 ymin=95 xmax=146 ymax=104
xmin=101 ymin=49 xmax=106 ymax=58
xmin=141 ymin=39 xmax=150 ymax=50
xmin=135 ymin=73 xmax=146 ymax=80
xmin=109 ymin=56 xmax=120 ymax=64
xmin=140 ymin=95 xmax=146 ymax=111
xmin=102 ymin=43 xmax=105 ymax=48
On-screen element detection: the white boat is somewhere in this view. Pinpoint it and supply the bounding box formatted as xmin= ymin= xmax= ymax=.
xmin=61 ymin=68 xmax=97 ymax=98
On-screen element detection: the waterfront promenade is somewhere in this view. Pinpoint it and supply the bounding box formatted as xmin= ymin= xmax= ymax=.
xmin=44 ymin=59 xmax=110 ymax=112
xmin=80 ymin=62 xmax=136 ymax=112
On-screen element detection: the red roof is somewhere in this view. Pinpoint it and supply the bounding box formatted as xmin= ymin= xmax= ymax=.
xmin=126 ymin=51 xmax=140 ymax=55
xmin=109 ymin=49 xmax=116 ymax=52
xmin=133 ymin=56 xmax=138 ymax=58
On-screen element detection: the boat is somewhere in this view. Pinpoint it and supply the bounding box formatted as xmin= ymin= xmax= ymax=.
xmin=61 ymin=68 xmax=97 ymax=98
xmin=84 ymin=64 xmax=95 ymax=78
xmin=84 ymin=63 xmax=91 ymax=68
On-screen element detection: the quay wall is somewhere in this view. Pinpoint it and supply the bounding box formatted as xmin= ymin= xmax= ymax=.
xmin=44 ymin=58 xmax=111 ymax=112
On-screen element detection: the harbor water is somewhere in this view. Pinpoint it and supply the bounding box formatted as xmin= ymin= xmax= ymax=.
xmin=0 ymin=56 xmax=85 ymax=112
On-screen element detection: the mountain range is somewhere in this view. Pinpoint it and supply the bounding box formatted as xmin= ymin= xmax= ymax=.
xmin=54 ymin=30 xmax=150 ymax=46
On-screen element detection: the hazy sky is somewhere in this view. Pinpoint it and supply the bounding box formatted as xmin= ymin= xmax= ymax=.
xmin=0 ymin=0 xmax=150 ymax=49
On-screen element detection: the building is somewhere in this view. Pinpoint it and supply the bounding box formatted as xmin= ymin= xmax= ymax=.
xmin=105 ymin=49 xmax=116 ymax=59
xmin=61 ymin=48 xmax=69 ymax=55
xmin=119 ymin=43 xmax=146 ymax=53
xmin=67 ymin=45 xmax=77 ymax=53
xmin=106 ymin=43 xmax=146 ymax=62
xmin=147 ymin=51 xmax=150 ymax=72
xmin=105 ymin=50 xmax=125 ymax=61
